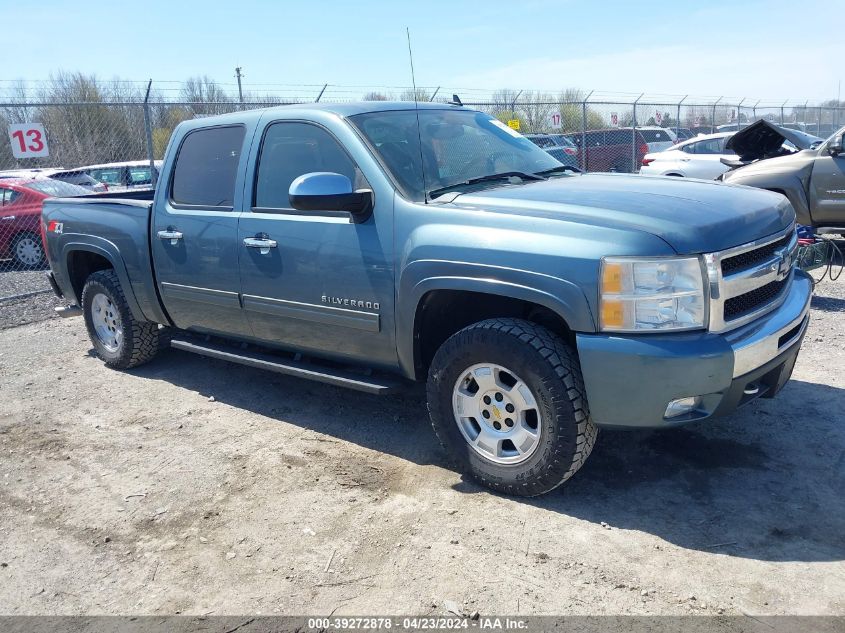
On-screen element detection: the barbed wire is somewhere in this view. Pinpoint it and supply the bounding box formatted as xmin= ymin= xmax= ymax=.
xmin=0 ymin=78 xmax=840 ymax=108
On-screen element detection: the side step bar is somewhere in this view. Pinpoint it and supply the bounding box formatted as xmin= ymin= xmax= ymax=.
xmin=169 ymin=336 xmax=406 ymax=395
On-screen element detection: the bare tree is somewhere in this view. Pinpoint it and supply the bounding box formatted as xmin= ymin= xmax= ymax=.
xmin=518 ymin=91 xmax=556 ymax=133
xmin=398 ymin=87 xmax=432 ymax=102
xmin=181 ymin=76 xmax=234 ymax=116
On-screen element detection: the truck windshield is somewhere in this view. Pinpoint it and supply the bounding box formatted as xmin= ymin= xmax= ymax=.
xmin=349 ymin=109 xmax=563 ymax=201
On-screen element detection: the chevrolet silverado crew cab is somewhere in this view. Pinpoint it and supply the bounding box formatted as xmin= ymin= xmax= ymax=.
xmin=42 ymin=102 xmax=812 ymax=497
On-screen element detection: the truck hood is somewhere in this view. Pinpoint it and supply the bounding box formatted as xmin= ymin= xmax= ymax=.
xmin=725 ymin=119 xmax=815 ymax=162
xmin=447 ymin=173 xmax=794 ymax=254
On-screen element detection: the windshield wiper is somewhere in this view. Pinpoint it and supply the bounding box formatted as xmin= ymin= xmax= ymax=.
xmin=534 ymin=165 xmax=581 ymax=176
xmin=428 ymin=171 xmax=545 ymax=199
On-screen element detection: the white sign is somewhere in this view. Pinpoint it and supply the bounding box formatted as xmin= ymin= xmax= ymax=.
xmin=655 ymin=111 xmax=663 ymax=125
xmin=8 ymin=123 xmax=49 ymax=159
xmin=610 ymin=112 xmax=619 ymax=127
xmin=548 ymin=111 xmax=562 ymax=129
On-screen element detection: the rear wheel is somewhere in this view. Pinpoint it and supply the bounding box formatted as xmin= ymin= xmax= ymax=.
xmin=82 ymin=269 xmax=165 ymax=369
xmin=426 ymin=318 xmax=597 ymax=497
xmin=11 ymin=232 xmax=45 ymax=269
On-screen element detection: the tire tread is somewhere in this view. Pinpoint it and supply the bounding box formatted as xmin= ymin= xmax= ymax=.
xmin=427 ymin=318 xmax=598 ymax=497
xmin=82 ymin=269 xmax=162 ymax=369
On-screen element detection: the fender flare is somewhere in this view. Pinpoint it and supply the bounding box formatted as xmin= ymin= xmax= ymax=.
xmin=396 ymin=261 xmax=596 ymax=379
xmin=60 ymin=238 xmax=145 ymax=322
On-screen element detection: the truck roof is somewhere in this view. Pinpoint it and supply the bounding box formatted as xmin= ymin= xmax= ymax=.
xmin=185 ymin=101 xmax=467 ymax=128
xmin=268 ymin=100 xmax=464 ymax=116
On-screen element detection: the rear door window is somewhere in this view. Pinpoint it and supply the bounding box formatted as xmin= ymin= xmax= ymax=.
xmin=171 ymin=125 xmax=245 ymax=208
xmin=0 ymin=188 xmax=19 ymax=205
xmin=690 ymin=138 xmax=725 ymax=154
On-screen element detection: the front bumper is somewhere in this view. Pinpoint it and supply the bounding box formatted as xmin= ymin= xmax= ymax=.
xmin=576 ymin=269 xmax=812 ymax=428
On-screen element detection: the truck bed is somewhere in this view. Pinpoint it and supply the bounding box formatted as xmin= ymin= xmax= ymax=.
xmin=42 ymin=191 xmax=167 ymax=326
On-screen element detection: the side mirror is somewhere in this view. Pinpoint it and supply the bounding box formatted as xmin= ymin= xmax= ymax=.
xmin=828 ymin=134 xmax=844 ymax=156
xmin=289 ymin=172 xmax=373 ymax=221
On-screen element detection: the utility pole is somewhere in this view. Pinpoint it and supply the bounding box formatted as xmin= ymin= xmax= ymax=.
xmin=235 ymin=66 xmax=244 ymax=103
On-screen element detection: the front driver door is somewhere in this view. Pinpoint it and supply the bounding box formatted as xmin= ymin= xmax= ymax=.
xmin=238 ymin=119 xmax=396 ymax=368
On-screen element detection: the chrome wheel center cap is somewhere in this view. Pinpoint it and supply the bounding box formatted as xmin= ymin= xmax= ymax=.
xmin=452 ymin=363 xmax=543 ymax=465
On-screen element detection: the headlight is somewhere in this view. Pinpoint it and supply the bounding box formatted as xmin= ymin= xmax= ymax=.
xmin=600 ymin=257 xmax=706 ymax=332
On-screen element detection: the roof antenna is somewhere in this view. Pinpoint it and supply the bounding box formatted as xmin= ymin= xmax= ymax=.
xmin=448 ymin=94 xmax=463 ymax=106
xmin=406 ymin=27 xmax=428 ymax=203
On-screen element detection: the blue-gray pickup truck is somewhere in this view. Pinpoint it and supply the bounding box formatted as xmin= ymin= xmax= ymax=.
xmin=42 ymin=102 xmax=813 ymax=496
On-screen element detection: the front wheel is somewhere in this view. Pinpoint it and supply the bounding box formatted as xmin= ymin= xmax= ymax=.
xmin=426 ymin=318 xmax=597 ymax=497
xmin=82 ymin=269 xmax=166 ymax=369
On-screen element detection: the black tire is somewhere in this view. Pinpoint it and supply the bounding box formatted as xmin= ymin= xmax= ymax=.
xmin=81 ymin=269 xmax=164 ymax=369
xmin=11 ymin=232 xmax=45 ymax=270
xmin=426 ymin=318 xmax=597 ymax=497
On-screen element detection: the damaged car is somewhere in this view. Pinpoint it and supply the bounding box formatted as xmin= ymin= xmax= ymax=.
xmin=721 ymin=120 xmax=843 ymax=231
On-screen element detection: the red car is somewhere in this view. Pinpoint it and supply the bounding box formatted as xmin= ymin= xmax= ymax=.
xmin=0 ymin=178 xmax=89 ymax=269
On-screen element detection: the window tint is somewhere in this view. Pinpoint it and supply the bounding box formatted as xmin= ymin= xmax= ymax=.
xmin=586 ymin=131 xmax=603 ymax=146
xmin=639 ymin=129 xmax=672 ymax=142
xmin=606 ymin=130 xmax=631 ymax=145
xmin=89 ymin=168 xmax=123 ymax=185
xmin=0 ymin=188 xmax=17 ymax=205
xmin=690 ymin=138 xmax=725 ymax=154
xmin=171 ymin=126 xmax=245 ymax=208
xmin=128 ymin=167 xmax=152 ymax=185
xmin=254 ymin=122 xmax=362 ymax=210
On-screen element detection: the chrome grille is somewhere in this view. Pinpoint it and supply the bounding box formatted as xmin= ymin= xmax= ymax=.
xmin=721 ymin=233 xmax=792 ymax=276
xmin=705 ymin=225 xmax=798 ymax=333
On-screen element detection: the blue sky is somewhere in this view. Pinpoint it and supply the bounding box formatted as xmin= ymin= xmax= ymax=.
xmin=5 ymin=0 xmax=844 ymax=104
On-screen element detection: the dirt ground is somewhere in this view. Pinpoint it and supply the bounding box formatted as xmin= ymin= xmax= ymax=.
xmin=0 ymin=279 xmax=843 ymax=618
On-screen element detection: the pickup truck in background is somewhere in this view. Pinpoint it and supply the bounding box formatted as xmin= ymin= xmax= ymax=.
xmin=722 ymin=120 xmax=845 ymax=232
xmin=42 ymin=102 xmax=812 ymax=496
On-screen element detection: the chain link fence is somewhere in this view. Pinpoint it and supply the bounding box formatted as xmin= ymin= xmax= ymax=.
xmin=2 ymin=88 xmax=844 ymax=301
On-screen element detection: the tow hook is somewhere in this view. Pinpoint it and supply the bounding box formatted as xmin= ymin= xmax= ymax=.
xmin=55 ymin=305 xmax=83 ymax=318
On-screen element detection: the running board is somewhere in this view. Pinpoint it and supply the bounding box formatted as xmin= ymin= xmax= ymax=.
xmin=169 ymin=336 xmax=405 ymax=395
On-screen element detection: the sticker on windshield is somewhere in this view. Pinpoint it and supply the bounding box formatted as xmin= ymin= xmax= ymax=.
xmin=490 ymin=119 xmax=523 ymax=138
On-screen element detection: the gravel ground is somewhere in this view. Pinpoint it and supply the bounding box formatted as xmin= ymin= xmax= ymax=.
xmin=0 ymin=278 xmax=843 ymax=617
xmin=0 ymin=293 xmax=62 ymax=330
xmin=0 ymin=267 xmax=51 ymax=300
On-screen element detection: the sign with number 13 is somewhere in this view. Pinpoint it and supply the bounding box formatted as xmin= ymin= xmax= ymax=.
xmin=8 ymin=123 xmax=49 ymax=158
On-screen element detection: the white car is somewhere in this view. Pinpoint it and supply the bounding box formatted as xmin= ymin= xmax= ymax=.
xmin=639 ymin=132 xmax=736 ymax=180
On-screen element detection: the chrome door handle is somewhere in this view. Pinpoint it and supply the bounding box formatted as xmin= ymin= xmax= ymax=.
xmin=1 ymin=216 xmax=15 ymax=220
xmin=157 ymin=229 xmax=183 ymax=245
xmin=243 ymin=237 xmax=277 ymax=255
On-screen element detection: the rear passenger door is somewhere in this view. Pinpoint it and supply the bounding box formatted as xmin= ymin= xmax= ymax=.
xmin=152 ymin=124 xmax=253 ymax=337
